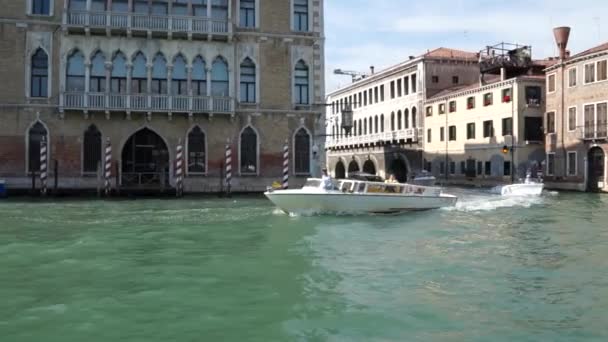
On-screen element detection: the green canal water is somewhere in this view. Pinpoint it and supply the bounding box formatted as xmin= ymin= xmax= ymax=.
xmin=1 ymin=190 xmax=608 ymax=341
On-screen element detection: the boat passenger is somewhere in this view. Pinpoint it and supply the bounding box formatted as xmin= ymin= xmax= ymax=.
xmin=385 ymin=174 xmax=397 ymax=184
xmin=321 ymin=168 xmax=334 ymax=190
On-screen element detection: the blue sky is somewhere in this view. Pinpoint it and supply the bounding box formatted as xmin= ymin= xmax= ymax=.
xmin=325 ymin=0 xmax=607 ymax=91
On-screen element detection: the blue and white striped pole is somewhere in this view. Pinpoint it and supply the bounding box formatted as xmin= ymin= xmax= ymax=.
xmin=40 ymin=136 xmax=47 ymax=196
xmin=282 ymin=139 xmax=289 ymax=189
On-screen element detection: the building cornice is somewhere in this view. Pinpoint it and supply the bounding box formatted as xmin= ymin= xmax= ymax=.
xmin=544 ymin=50 xmax=608 ymax=72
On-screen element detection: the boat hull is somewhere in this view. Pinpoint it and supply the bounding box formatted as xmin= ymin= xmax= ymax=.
xmin=265 ymin=191 xmax=457 ymax=215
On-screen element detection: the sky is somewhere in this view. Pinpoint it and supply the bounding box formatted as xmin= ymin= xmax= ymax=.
xmin=324 ymin=0 xmax=607 ymax=92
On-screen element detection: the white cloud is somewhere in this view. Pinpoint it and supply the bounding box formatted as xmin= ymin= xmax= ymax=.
xmin=325 ymin=0 xmax=607 ymax=92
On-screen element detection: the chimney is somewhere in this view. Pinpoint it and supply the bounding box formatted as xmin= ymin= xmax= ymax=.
xmin=370 ymin=66 xmax=375 ymax=75
xmin=553 ymin=26 xmax=571 ymax=60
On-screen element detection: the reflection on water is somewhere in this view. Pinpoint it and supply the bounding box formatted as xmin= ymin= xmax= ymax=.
xmin=1 ymin=190 xmax=607 ymax=341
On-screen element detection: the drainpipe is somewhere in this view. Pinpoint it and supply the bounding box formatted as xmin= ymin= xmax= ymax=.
xmin=511 ymin=84 xmax=515 ymax=183
xmin=561 ymin=62 xmax=567 ymax=178
xmin=445 ymin=99 xmax=448 ymax=181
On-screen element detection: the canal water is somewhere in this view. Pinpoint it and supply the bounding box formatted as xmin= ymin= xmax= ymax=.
xmin=1 ymin=189 xmax=607 ymax=341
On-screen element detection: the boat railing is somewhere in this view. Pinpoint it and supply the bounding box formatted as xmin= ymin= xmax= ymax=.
xmin=300 ymin=178 xmax=442 ymax=196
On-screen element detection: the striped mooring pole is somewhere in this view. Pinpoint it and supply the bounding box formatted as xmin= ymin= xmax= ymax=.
xmin=225 ymin=140 xmax=232 ymax=194
xmin=104 ymin=138 xmax=112 ymax=196
xmin=175 ymin=139 xmax=184 ymax=197
xmin=40 ymin=136 xmax=48 ymax=196
xmin=282 ymin=139 xmax=289 ymax=189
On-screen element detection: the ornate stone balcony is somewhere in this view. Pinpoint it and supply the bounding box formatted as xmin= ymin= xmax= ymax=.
xmin=63 ymin=10 xmax=231 ymax=40
xmin=327 ymin=129 xmax=420 ymax=148
xmin=577 ymin=126 xmax=608 ymax=141
xmin=61 ymin=92 xmax=234 ymax=116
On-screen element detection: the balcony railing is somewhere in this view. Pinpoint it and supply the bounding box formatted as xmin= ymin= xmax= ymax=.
xmin=327 ymin=129 xmax=419 ymax=147
xmin=62 ymin=92 xmax=234 ymax=114
xmin=579 ymin=125 xmax=608 ymax=140
xmin=64 ymin=10 xmax=230 ymax=36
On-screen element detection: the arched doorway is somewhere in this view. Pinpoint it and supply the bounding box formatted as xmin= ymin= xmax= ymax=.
xmin=588 ymin=147 xmax=605 ymax=192
xmin=363 ymin=160 xmax=376 ymax=175
xmin=348 ymin=160 xmax=360 ymax=175
xmin=122 ymin=128 xmax=170 ymax=188
xmin=334 ymin=161 xmax=346 ymax=179
xmin=389 ymin=158 xmax=408 ymax=183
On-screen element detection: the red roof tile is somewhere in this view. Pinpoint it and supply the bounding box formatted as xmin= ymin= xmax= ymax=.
xmin=569 ymin=42 xmax=608 ymax=59
xmin=423 ymin=47 xmax=479 ymax=60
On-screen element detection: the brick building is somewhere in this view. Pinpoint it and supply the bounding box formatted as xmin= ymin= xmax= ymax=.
xmin=544 ymin=27 xmax=608 ymax=192
xmin=0 ymin=0 xmax=325 ymax=194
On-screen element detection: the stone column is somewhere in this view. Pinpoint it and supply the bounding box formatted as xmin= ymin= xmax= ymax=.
xmin=84 ymin=61 xmax=91 ymax=107
xmin=125 ymin=63 xmax=132 ymax=109
xmin=187 ymin=0 xmax=193 ymax=15
xmin=146 ymin=63 xmax=153 ymax=108
xmin=105 ymin=61 xmax=112 ymax=108
xmin=206 ymin=66 xmax=211 ymax=96
xmin=186 ymin=64 xmax=193 ymax=96
xmin=207 ymin=0 xmax=211 ymax=17
xmin=167 ymin=65 xmax=173 ymax=95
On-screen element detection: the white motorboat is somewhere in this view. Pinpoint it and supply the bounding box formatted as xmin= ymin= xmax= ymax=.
xmin=491 ymin=175 xmax=544 ymax=196
xmin=265 ymin=178 xmax=457 ymax=215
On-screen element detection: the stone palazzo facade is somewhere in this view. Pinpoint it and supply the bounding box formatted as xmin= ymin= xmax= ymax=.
xmin=0 ymin=0 xmax=325 ymax=194
xmin=544 ymin=29 xmax=608 ymax=192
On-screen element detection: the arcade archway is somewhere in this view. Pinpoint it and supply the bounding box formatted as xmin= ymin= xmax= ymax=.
xmin=334 ymin=160 xmax=346 ymax=179
xmin=389 ymin=158 xmax=408 ymax=183
xmin=363 ymin=160 xmax=376 ymax=175
xmin=348 ymin=160 xmax=360 ymax=175
xmin=121 ymin=128 xmax=170 ymax=188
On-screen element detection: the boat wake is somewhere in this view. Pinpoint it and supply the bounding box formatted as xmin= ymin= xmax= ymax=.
xmin=444 ymin=191 xmax=545 ymax=212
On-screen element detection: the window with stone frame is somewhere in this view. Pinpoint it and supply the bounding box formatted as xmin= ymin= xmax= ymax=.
xmin=240 ymin=58 xmax=256 ymax=103
xmin=211 ymin=0 xmax=228 ymax=19
xmin=192 ymin=0 xmax=207 ymax=16
xmin=567 ymin=152 xmax=577 ymax=176
xmin=294 ymin=128 xmax=311 ymax=174
xmin=111 ymin=52 xmax=127 ymax=94
xmin=240 ymin=126 xmax=258 ymax=174
xmin=548 ymin=73 xmax=556 ymax=91
xmin=585 ymin=63 xmax=596 ymax=84
xmin=212 ymin=57 xmax=229 ymax=97
xmin=483 ymin=120 xmax=493 ymax=138
xmin=66 ymin=50 xmax=85 ymax=92
xmin=111 ymin=0 xmax=128 ymax=12
xmin=449 ymin=101 xmax=456 ymax=113
xmin=568 ymin=67 xmax=577 ymax=87
xmin=151 ymin=53 xmax=168 ymax=94
xmin=448 ymin=125 xmax=456 ymax=141
xmin=131 ymin=52 xmax=147 ymax=94
xmin=240 ymin=0 xmax=255 ymax=27
xmin=547 ymin=153 xmax=555 ymax=176
xmin=293 ymin=0 xmax=309 ymax=31
xmin=188 ymin=126 xmax=206 ymax=174
xmin=546 ymin=111 xmax=556 ymax=134
xmin=440 ymin=127 xmax=445 ymax=142
xmin=172 ymin=0 xmax=188 ymax=15
xmin=32 ymin=0 xmax=51 ymax=15
xmin=467 ymin=123 xmax=475 ymax=140
xmin=598 ymin=60 xmax=608 ymax=82
xmin=31 ymin=48 xmax=48 ymax=98
xmin=427 ymin=128 xmax=431 ymax=143
xmin=294 ymin=60 xmax=309 ymax=104
xmin=172 ymin=55 xmax=188 ymax=95
xmin=467 ymin=96 xmax=475 ymax=109
xmin=83 ymin=125 xmax=102 ymax=173
xmin=90 ymin=51 xmax=106 ymax=93
xmin=568 ymin=107 xmax=577 ymax=131
xmin=483 ymin=92 xmax=493 ymax=106
xmin=502 ymin=117 xmax=513 ymax=136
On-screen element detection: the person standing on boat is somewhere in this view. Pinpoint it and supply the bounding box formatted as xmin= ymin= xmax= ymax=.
xmin=321 ymin=168 xmax=334 ymax=190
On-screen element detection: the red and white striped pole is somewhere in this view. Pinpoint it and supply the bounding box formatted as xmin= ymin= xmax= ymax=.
xmin=40 ymin=136 xmax=47 ymax=196
xmin=104 ymin=138 xmax=112 ymax=196
xmin=282 ymin=139 xmax=289 ymax=189
xmin=175 ymin=139 xmax=184 ymax=197
xmin=225 ymin=139 xmax=232 ymax=194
